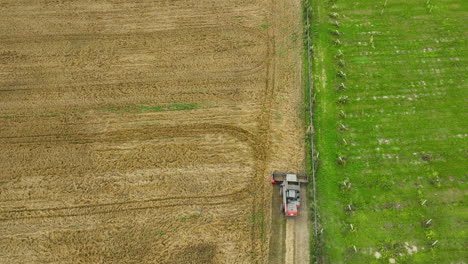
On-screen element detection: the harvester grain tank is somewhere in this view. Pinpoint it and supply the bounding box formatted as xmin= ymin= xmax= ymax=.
xmin=271 ymin=172 xmax=308 ymax=217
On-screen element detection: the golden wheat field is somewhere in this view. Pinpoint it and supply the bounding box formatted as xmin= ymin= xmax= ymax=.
xmin=0 ymin=0 xmax=304 ymax=263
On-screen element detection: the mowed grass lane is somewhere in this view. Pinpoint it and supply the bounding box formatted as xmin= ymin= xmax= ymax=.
xmin=311 ymin=0 xmax=467 ymax=263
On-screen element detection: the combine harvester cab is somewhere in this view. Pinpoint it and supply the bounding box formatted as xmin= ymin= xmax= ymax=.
xmin=271 ymin=172 xmax=308 ymax=217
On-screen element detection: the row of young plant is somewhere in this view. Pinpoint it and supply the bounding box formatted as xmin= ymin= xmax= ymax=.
xmin=312 ymin=0 xmax=466 ymax=262
xmin=327 ymin=0 xmax=440 ymax=261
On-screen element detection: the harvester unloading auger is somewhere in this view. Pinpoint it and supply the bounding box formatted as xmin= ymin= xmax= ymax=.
xmin=271 ymin=172 xmax=308 ymax=217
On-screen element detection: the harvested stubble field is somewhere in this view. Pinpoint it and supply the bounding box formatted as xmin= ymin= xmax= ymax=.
xmin=311 ymin=0 xmax=467 ymax=263
xmin=0 ymin=0 xmax=305 ymax=263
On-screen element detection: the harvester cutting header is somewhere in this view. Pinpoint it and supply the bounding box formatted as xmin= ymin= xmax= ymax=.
xmin=271 ymin=172 xmax=308 ymax=217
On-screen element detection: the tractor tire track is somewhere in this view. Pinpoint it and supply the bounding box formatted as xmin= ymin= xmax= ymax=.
xmin=0 ymin=123 xmax=258 ymax=146
xmin=0 ymin=190 xmax=251 ymax=221
xmin=1 ymin=188 xmax=248 ymax=215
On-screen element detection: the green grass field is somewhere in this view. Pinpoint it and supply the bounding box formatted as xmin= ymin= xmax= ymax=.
xmin=309 ymin=0 xmax=467 ymax=263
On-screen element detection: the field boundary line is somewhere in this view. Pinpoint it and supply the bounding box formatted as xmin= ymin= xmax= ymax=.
xmin=304 ymin=0 xmax=320 ymax=263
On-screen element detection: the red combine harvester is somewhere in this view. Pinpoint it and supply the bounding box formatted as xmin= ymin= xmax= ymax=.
xmin=271 ymin=172 xmax=308 ymax=217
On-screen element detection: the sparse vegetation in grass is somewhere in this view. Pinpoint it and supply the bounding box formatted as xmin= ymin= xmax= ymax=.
xmin=136 ymin=105 xmax=163 ymax=112
xmin=41 ymin=112 xmax=60 ymax=118
xmin=260 ymin=24 xmax=269 ymax=29
xmin=142 ymin=230 xmax=166 ymax=239
xmin=178 ymin=212 xmax=202 ymax=221
xmin=167 ymin=103 xmax=199 ymax=111
xmin=309 ymin=0 xmax=467 ymax=263
xmin=250 ymin=209 xmax=267 ymax=243
xmin=291 ymin=32 xmax=299 ymax=43
xmin=275 ymin=111 xmax=282 ymax=121
xmin=153 ymin=231 xmax=166 ymax=236
xmin=104 ymin=103 xmax=199 ymax=113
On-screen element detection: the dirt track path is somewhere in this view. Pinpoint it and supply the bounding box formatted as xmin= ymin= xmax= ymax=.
xmin=285 ymin=219 xmax=295 ymax=264
xmin=267 ymin=0 xmax=310 ymax=261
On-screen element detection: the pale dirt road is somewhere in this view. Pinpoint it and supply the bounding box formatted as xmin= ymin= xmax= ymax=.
xmin=294 ymin=185 xmax=310 ymax=264
xmin=285 ymin=219 xmax=295 ymax=264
